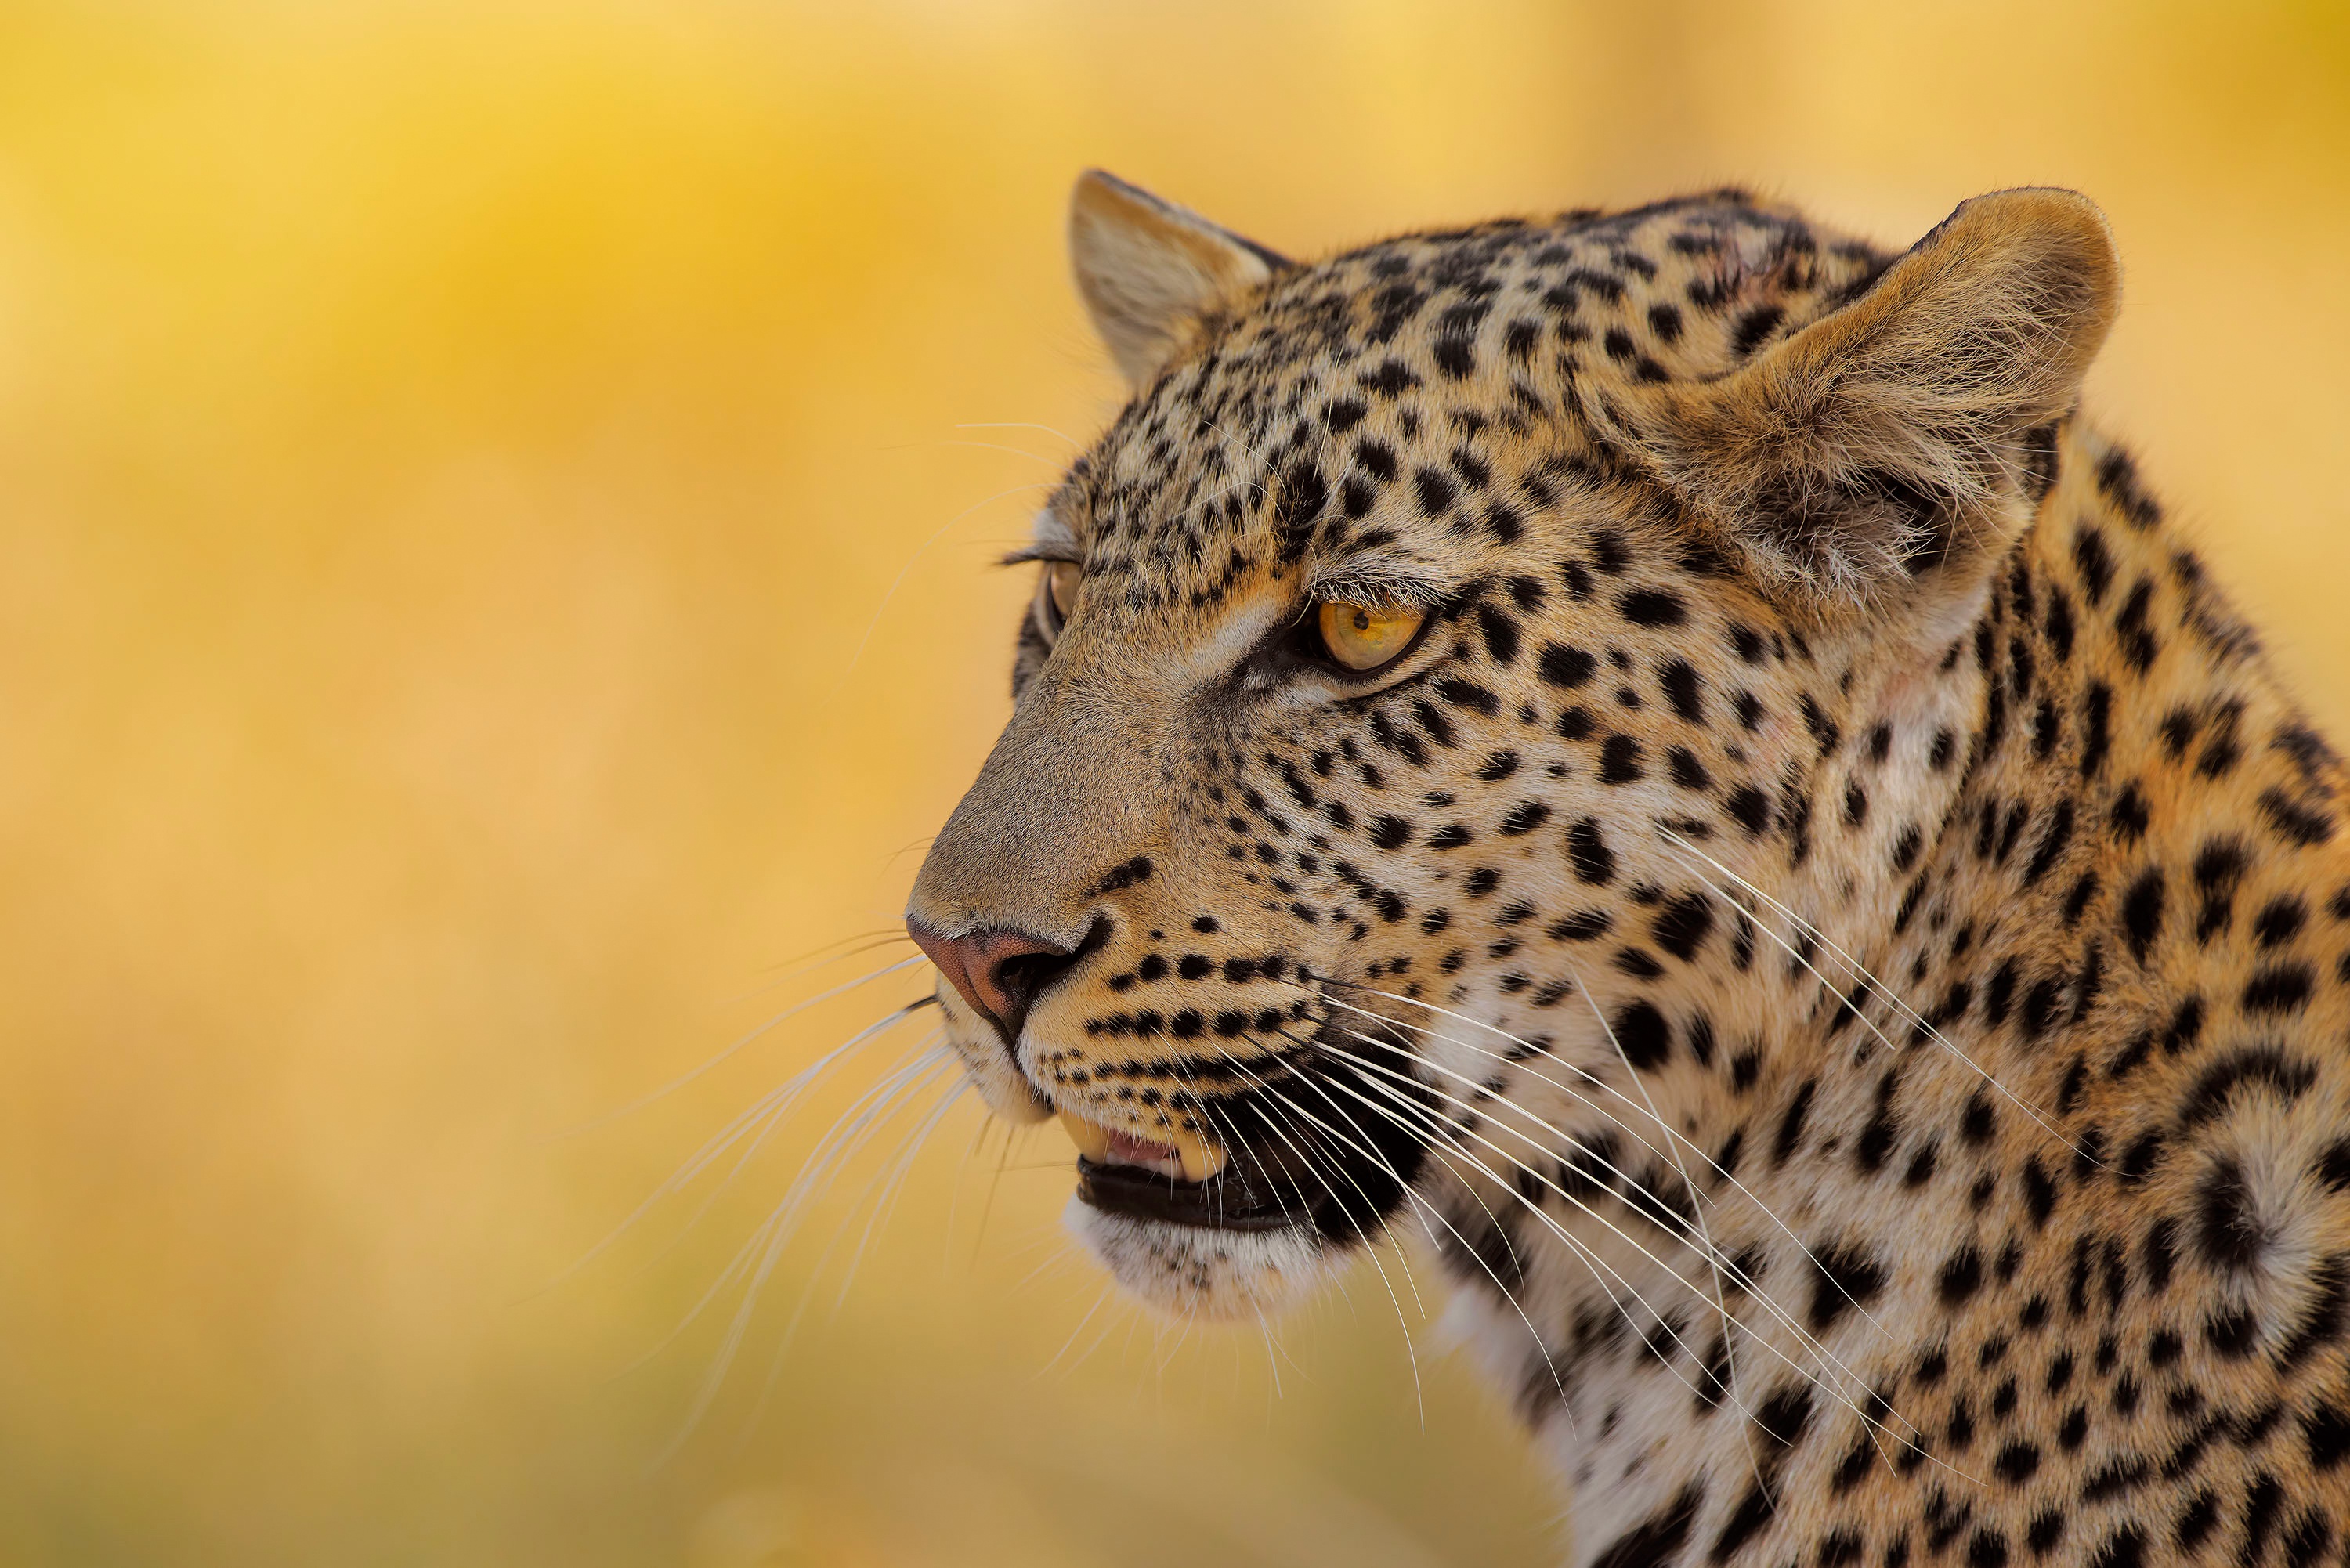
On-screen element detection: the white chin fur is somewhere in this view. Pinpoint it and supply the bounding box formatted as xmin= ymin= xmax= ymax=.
xmin=1065 ymin=1195 xmax=1339 ymax=1321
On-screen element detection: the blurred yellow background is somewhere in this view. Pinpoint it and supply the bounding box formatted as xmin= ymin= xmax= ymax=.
xmin=2 ymin=2 xmax=2346 ymax=1563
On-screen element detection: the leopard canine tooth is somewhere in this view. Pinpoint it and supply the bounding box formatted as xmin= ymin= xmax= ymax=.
xmin=1057 ymin=1110 xmax=1113 ymax=1165
xmin=1056 ymin=1110 xmax=1229 ymax=1183
xmin=1166 ymin=1124 xmax=1229 ymax=1183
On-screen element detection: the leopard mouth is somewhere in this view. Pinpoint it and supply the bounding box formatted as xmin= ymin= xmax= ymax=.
xmin=1054 ymin=1104 xmax=1400 ymax=1235
xmin=1056 ymin=1109 xmax=1312 ymax=1231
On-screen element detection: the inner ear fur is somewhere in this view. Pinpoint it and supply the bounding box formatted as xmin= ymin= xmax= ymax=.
xmin=1606 ymin=188 xmax=2120 ymax=606
xmin=1069 ymin=169 xmax=1289 ymax=389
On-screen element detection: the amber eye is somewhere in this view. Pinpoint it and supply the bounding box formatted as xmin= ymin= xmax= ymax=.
xmin=1039 ymin=561 xmax=1082 ymax=634
xmin=1315 ymin=600 xmax=1426 ymax=672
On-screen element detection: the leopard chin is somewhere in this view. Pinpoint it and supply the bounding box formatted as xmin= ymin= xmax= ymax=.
xmin=1063 ymin=1194 xmax=1340 ymax=1322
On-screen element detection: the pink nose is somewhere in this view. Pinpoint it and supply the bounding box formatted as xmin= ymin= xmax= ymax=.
xmin=906 ymin=919 xmax=1078 ymax=1046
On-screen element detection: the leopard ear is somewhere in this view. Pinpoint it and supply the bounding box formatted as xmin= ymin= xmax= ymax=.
xmin=1069 ymin=169 xmax=1289 ymax=389
xmin=1607 ymin=188 xmax=2120 ymax=605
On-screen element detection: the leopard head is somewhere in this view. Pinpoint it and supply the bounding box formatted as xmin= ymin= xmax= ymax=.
xmin=906 ymin=172 xmax=2117 ymax=1320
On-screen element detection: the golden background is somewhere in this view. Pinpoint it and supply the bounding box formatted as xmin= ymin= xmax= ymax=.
xmin=3 ymin=3 xmax=2346 ymax=1563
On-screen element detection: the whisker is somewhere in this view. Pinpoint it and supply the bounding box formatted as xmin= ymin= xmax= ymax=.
xmin=1223 ymin=1035 xmax=1573 ymax=1411
xmin=1197 ymin=1047 xmax=1429 ymax=1422
xmin=540 ymin=997 xmax=936 ymax=1299
xmin=1293 ymin=978 xmax=1925 ymax=1427
xmin=1290 ymin=1002 xmax=1929 ymax=1448
xmin=1560 ymin=949 xmax=1770 ymax=1494
xmin=1040 ymin=1283 xmax=1119 ymax=1377
xmin=924 ymin=438 xmax=1066 ymax=467
xmin=555 ymin=956 xmax=931 ymax=1139
xmin=1656 ymin=826 xmax=2100 ymax=1169
xmin=1318 ymin=1036 xmax=1956 ymax=1469
xmin=656 ymin=1043 xmax=956 ymax=1461
xmin=1301 ymin=1050 xmax=1737 ymax=1418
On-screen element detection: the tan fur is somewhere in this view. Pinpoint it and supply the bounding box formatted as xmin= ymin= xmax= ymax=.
xmin=907 ymin=176 xmax=2350 ymax=1567
xmin=1068 ymin=168 xmax=1282 ymax=388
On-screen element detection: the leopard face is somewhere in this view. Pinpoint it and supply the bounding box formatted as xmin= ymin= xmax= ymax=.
xmin=906 ymin=172 xmax=2114 ymax=1322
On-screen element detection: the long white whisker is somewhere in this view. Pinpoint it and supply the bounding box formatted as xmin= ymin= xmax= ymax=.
xmin=1318 ymin=1035 xmax=1954 ymax=1471
xmin=1201 ymin=1046 xmax=1429 ymax=1423
xmin=1655 ymin=826 xmax=2098 ymax=1166
xmin=652 ymin=1044 xmax=956 ymax=1462
xmin=952 ymin=420 xmax=1080 ymax=449
xmin=1560 ymin=950 xmax=1768 ymax=1494
xmin=1290 ymin=994 xmax=1929 ymax=1447
xmin=1305 ymin=1052 xmax=1736 ymax=1418
xmin=558 ymin=956 xmax=931 ymax=1138
xmin=1235 ymin=1042 xmax=1571 ymax=1409
xmin=1297 ymin=978 xmax=1925 ymax=1425
xmin=542 ymin=997 xmax=935 ymax=1296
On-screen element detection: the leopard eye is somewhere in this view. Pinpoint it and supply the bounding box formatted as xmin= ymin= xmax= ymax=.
xmin=1039 ymin=561 xmax=1082 ymax=635
xmin=1315 ymin=599 xmax=1425 ymax=672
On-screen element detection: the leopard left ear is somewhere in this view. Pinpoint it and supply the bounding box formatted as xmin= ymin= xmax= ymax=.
xmin=1069 ymin=170 xmax=1289 ymax=389
xmin=1605 ymin=188 xmax=2120 ymax=605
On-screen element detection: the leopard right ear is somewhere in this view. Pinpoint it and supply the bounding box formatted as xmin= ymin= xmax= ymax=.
xmin=1603 ymin=188 xmax=2120 ymax=609
xmin=1068 ymin=170 xmax=1289 ymax=389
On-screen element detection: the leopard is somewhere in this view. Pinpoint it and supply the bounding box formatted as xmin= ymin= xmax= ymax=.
xmin=901 ymin=169 xmax=2350 ymax=1568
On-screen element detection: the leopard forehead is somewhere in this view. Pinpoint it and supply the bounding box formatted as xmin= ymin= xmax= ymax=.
xmin=1044 ymin=192 xmax=1890 ymax=624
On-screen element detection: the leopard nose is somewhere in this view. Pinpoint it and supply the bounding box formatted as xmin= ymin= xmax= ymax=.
xmin=906 ymin=918 xmax=1083 ymax=1046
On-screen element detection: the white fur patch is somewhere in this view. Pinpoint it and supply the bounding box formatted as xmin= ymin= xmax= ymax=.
xmin=1065 ymin=1197 xmax=1340 ymax=1321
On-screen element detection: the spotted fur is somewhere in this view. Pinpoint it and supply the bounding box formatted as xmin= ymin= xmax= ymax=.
xmin=906 ymin=172 xmax=2350 ymax=1567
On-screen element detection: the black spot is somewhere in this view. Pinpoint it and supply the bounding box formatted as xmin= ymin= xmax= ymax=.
xmin=1600 ymin=735 xmax=1646 ymax=783
xmin=1569 ymin=820 xmax=1616 ymax=884
xmin=1809 ymin=1244 xmax=1886 ymax=1333
xmin=2305 ymin=1406 xmax=2350 ymax=1469
xmin=1661 ymin=659 xmax=1705 ymax=724
xmin=1499 ymin=801 xmax=1551 ymax=836
xmin=2178 ymin=1046 xmax=2317 ymax=1130
xmin=1774 ymin=1079 xmax=1817 ymax=1165
xmin=1437 ymin=680 xmax=1500 ymax=717
xmin=1653 ymin=894 xmax=1714 ymax=961
xmin=2318 ymin=1138 xmax=2350 ymax=1193
xmin=1669 ymin=749 xmax=1712 ymax=790
xmin=1590 ymin=1483 xmax=1704 ymax=1568
xmin=1614 ymin=1002 xmax=1671 ymax=1071
xmin=1940 ymin=1247 xmax=1983 ymax=1306
xmin=1271 ymin=461 xmax=1329 ymax=561
xmin=2087 ymin=1527 xmax=2143 ymax=1568
xmin=1620 ymin=591 xmax=1687 ymax=627
xmin=2194 ymin=1157 xmax=2269 ymax=1273
xmin=1726 ymin=787 xmax=1772 ymax=836
xmin=1413 ymin=468 xmax=1456 ymax=518
xmin=1731 ymin=304 xmax=1784 ymax=356
xmin=2071 ymin=526 xmax=2114 ymax=605
xmin=2259 ymin=786 xmax=2336 ymax=847
xmin=2243 ymin=963 xmax=2316 ymax=1015
xmin=2120 ymin=869 xmax=2164 ymax=963
xmin=1541 ymin=643 xmax=1597 ymax=688
xmin=1477 ymin=604 xmax=1521 ymax=666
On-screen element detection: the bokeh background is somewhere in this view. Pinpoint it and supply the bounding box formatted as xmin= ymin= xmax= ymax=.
xmin=3 ymin=2 xmax=2348 ymax=1563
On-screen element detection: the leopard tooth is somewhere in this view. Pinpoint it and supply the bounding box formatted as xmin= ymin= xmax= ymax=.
xmin=1057 ymin=1110 xmax=1112 ymax=1164
xmin=1169 ymin=1125 xmax=1228 ymax=1183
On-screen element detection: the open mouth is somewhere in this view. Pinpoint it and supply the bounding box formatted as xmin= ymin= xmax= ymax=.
xmin=1058 ymin=1110 xmax=1305 ymax=1232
